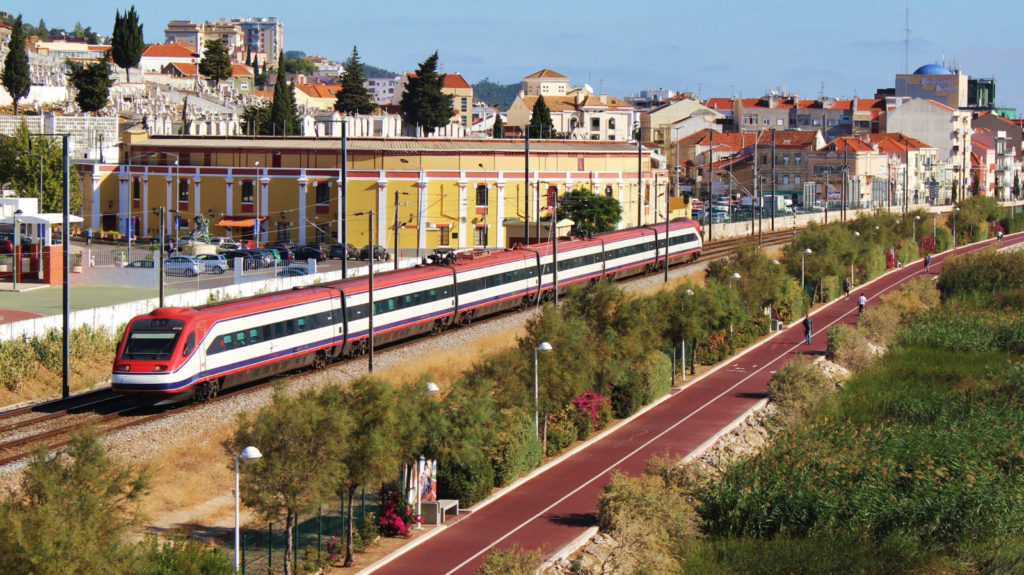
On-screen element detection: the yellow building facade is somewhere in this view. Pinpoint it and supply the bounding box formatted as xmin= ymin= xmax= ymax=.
xmin=77 ymin=136 xmax=677 ymax=256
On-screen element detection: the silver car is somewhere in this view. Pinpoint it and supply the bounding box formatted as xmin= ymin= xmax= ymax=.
xmin=164 ymin=255 xmax=203 ymax=277
xmin=195 ymin=253 xmax=228 ymax=274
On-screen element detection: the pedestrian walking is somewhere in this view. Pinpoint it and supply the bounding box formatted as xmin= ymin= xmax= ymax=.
xmin=997 ymin=230 xmax=1004 ymax=244
xmin=858 ymin=293 xmax=867 ymax=314
xmin=86 ymin=228 xmax=93 ymax=246
xmin=843 ymin=277 xmax=851 ymax=300
xmin=924 ymin=254 xmax=931 ymax=273
xmin=803 ymin=314 xmax=813 ymax=345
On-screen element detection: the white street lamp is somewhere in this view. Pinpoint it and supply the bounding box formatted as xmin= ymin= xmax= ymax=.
xmin=534 ymin=341 xmax=553 ymax=436
xmin=13 ymin=209 xmax=22 ymax=291
xmin=913 ymin=214 xmax=920 ymax=243
xmin=801 ymin=248 xmax=813 ymax=292
xmin=851 ymin=231 xmax=860 ymax=286
xmin=680 ymin=289 xmax=694 ymax=380
xmin=234 ymin=445 xmax=262 ymax=572
xmin=953 ymin=206 xmax=960 ymax=249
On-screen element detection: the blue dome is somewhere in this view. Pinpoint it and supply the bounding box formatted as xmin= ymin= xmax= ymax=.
xmin=913 ymin=64 xmax=952 ymax=75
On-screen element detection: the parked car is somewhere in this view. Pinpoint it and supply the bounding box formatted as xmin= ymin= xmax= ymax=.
xmin=195 ymin=253 xmax=228 ymax=274
xmin=208 ymin=236 xmax=235 ymax=248
xmin=163 ymin=255 xmax=202 ymax=277
xmin=265 ymin=241 xmax=296 ymax=251
xmin=222 ymin=250 xmax=258 ymax=270
xmin=217 ymin=241 xmax=243 ymax=251
xmin=0 ymin=239 xmax=12 ymax=254
xmin=277 ymin=267 xmax=310 ymax=277
xmin=292 ymin=245 xmax=327 ymax=262
xmin=241 ymin=249 xmax=275 ymax=268
xmin=251 ymin=248 xmax=281 ymax=266
xmin=263 ymin=246 xmax=295 ymax=265
xmin=127 ymin=259 xmax=155 ymax=268
xmin=359 ymin=245 xmax=391 ymax=261
xmin=328 ymin=243 xmax=360 ymax=260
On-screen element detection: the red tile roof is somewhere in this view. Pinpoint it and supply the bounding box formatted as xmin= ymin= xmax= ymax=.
xmin=828 ymin=137 xmax=874 ymax=152
xmin=143 ymin=42 xmax=199 ymax=58
xmin=231 ymin=64 xmax=253 ymax=77
xmin=167 ymin=62 xmax=198 ymax=76
xmin=406 ymin=72 xmax=472 ymax=90
xmin=295 ymin=84 xmax=342 ymax=98
xmin=524 ymin=68 xmax=568 ymax=79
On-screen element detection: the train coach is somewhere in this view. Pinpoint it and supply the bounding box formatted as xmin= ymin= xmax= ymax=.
xmin=112 ymin=219 xmax=702 ymax=404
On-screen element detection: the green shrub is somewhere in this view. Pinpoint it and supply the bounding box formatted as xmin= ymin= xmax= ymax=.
xmin=474 ymin=544 xmax=542 ymax=575
xmin=937 ymin=249 xmax=1024 ymax=299
xmin=131 ymin=532 xmax=234 ymax=575
xmin=438 ymin=447 xmax=494 ymax=507
xmin=609 ymin=368 xmax=644 ymax=419
xmin=544 ymin=408 xmax=577 ymax=457
xmin=30 ymin=329 xmax=64 ymax=373
xmin=765 ymin=356 xmax=834 ymax=422
xmin=0 ymin=337 xmax=35 ymax=391
xmin=486 ymin=409 xmax=541 ymax=487
xmin=826 ymin=324 xmax=874 ymax=372
xmin=69 ymin=324 xmax=115 ymax=362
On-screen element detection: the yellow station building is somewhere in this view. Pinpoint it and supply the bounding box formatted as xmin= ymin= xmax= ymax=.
xmin=77 ymin=135 xmax=687 ymax=256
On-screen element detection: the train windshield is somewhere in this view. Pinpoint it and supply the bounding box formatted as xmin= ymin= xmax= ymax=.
xmin=121 ymin=318 xmax=186 ymax=361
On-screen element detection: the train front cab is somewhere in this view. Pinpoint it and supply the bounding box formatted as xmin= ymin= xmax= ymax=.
xmin=112 ymin=309 xmax=203 ymax=405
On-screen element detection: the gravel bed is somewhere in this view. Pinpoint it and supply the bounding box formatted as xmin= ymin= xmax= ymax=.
xmin=0 ymin=261 xmax=710 ymax=493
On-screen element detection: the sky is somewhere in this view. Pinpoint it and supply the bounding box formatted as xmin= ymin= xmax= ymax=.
xmin=8 ymin=0 xmax=1024 ymax=112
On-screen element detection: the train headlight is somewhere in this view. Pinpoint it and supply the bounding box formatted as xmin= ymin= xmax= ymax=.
xmin=153 ymin=365 xmax=168 ymax=372
xmin=116 ymin=364 xmax=130 ymax=372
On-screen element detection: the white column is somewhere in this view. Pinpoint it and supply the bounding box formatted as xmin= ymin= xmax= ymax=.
xmin=617 ymin=175 xmax=626 ymax=229
xmin=224 ymin=176 xmax=234 ymax=218
xmin=118 ymin=173 xmax=129 ymax=236
xmin=297 ymin=173 xmax=308 ymax=245
xmin=90 ymin=175 xmax=102 ymax=230
xmin=376 ymin=173 xmax=388 ymax=247
xmin=336 ymin=176 xmax=343 ymax=244
xmin=193 ymin=176 xmax=202 ymax=219
xmin=495 ymin=173 xmax=506 ymax=249
xmin=416 ymin=174 xmax=428 ymax=257
xmin=457 ymin=175 xmax=468 ymax=248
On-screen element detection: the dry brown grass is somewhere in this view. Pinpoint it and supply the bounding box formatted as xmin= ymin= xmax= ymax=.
xmin=0 ymin=353 xmax=113 ymax=408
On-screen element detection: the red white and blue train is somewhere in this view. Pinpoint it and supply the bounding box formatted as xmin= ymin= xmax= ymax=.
xmin=112 ymin=219 xmax=702 ymax=405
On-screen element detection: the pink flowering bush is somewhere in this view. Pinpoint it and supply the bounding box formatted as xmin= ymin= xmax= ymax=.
xmin=377 ymin=486 xmax=415 ymax=538
xmin=570 ymin=390 xmax=612 ymax=440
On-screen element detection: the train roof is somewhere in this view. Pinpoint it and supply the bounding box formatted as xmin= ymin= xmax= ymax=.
xmin=446 ymin=248 xmax=536 ymax=270
xmin=334 ymin=263 xmax=452 ymax=294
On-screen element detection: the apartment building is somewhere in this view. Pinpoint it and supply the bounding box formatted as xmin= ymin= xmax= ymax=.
xmin=165 ymin=17 xmax=281 ymax=67
xmin=521 ymin=68 xmax=570 ymax=98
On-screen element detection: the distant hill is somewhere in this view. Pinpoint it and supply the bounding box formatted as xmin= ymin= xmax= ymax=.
xmin=364 ymin=64 xmax=397 ymax=79
xmin=472 ymin=78 xmax=520 ymax=111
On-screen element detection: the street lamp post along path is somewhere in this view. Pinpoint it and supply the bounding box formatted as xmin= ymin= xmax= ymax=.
xmin=234 ymin=445 xmax=262 ymax=572
xmin=534 ymin=341 xmax=552 ymax=437
xmin=801 ymin=248 xmax=813 ymax=294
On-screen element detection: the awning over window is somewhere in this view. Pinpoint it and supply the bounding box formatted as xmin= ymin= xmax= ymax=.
xmin=215 ymin=216 xmax=267 ymax=228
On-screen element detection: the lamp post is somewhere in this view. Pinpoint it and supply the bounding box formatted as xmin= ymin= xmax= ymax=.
xmin=234 ymin=445 xmax=262 ymax=572
xmin=17 ymin=149 xmax=43 ymax=212
xmin=253 ymin=161 xmax=261 ymax=247
xmin=801 ymin=248 xmax=813 ymax=292
xmin=729 ymin=272 xmax=741 ymax=334
xmin=851 ymin=231 xmax=860 ymax=286
xmin=355 ymin=210 xmax=375 ymax=371
xmin=400 ymin=158 xmax=426 ymax=262
xmin=681 ymin=289 xmax=693 ymax=379
xmin=952 ymin=206 xmax=960 ymax=249
xmin=533 ymin=341 xmax=552 ymax=437
xmin=13 ymin=209 xmax=22 ymax=291
xmin=913 ymin=214 xmax=920 ymax=243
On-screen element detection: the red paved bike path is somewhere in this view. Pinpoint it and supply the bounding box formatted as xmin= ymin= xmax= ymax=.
xmin=369 ymin=237 xmax=1009 ymax=575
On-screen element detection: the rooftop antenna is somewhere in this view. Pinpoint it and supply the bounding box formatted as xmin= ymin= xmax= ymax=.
xmin=904 ymin=4 xmax=910 ymax=74
xmin=820 ymin=81 xmax=825 ymax=100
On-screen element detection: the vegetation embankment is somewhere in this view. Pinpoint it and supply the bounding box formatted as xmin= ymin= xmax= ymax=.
xmin=1 ymin=200 xmax=1016 ymax=574
xmin=594 ymin=248 xmax=1024 ymax=574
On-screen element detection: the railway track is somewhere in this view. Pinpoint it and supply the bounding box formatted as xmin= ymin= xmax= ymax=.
xmin=0 ymin=229 xmax=797 ymax=468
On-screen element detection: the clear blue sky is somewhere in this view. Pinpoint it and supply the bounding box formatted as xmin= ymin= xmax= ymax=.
xmin=9 ymin=0 xmax=1024 ymax=111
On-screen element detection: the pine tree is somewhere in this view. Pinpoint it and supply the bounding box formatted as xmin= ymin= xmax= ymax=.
xmin=198 ymin=38 xmax=233 ymax=85
xmin=1 ymin=15 xmax=31 ymax=115
xmin=492 ymin=114 xmax=505 ymax=139
xmin=529 ymin=95 xmax=556 ymax=138
xmin=111 ymin=6 xmax=144 ymax=83
xmin=334 ymin=46 xmax=376 ymax=115
xmin=398 ymin=51 xmax=455 ymax=135
xmin=67 ymin=53 xmax=114 ymax=114
xmin=36 ymin=19 xmax=47 ymax=39
xmin=268 ymin=52 xmax=300 ymax=135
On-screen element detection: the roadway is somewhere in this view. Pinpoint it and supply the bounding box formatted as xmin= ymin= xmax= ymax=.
xmin=366 ymin=234 xmax=1015 ymax=574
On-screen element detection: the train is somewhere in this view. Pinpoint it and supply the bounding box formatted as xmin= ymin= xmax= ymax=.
xmin=111 ymin=219 xmax=703 ymax=405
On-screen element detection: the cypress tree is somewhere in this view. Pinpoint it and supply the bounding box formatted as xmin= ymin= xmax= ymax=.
xmin=334 ymin=46 xmax=376 ymax=115
xmin=492 ymin=114 xmax=505 ymax=139
xmin=529 ymin=95 xmax=556 ymax=138
xmin=1 ymin=15 xmax=31 ymax=115
xmin=111 ymin=6 xmax=144 ymax=83
xmin=268 ymin=52 xmax=300 ymax=135
xmin=398 ymin=51 xmax=454 ymax=135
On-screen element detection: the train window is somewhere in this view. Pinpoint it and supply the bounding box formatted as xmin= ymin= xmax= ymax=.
xmin=287 ymin=320 xmax=297 ymax=335
xmin=235 ymin=331 xmax=247 ymax=347
xmin=297 ymin=318 xmax=307 ymax=332
xmin=275 ymin=322 xmax=286 ymax=339
xmin=249 ymin=328 xmax=260 ymax=343
xmin=182 ymin=332 xmax=196 ymax=357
